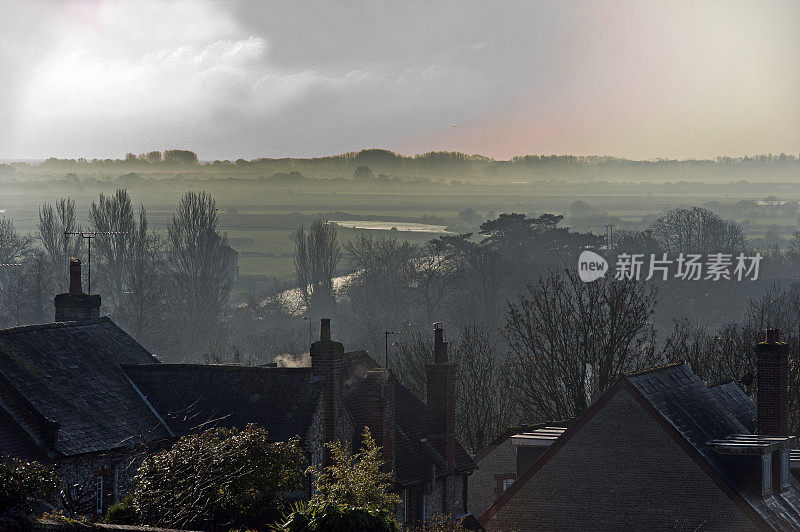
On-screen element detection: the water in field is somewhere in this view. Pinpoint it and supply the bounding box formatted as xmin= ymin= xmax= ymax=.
xmin=330 ymin=220 xmax=451 ymax=233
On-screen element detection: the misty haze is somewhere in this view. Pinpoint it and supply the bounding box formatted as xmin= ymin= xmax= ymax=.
xmin=1 ymin=1 xmax=799 ymax=531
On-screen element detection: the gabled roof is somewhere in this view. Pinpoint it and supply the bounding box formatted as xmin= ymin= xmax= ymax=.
xmin=480 ymin=362 xmax=800 ymax=530
xmin=341 ymin=351 xmax=477 ymax=488
xmin=0 ymin=318 xmax=170 ymax=457
xmin=123 ymin=364 xmax=324 ymax=443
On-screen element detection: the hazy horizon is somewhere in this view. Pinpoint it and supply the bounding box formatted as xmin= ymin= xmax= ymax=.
xmin=2 ymin=0 xmax=798 ymax=161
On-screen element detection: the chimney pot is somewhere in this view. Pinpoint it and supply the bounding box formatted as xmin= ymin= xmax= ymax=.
xmin=434 ymin=322 xmax=445 ymax=362
xmin=766 ymin=328 xmax=780 ymax=343
xmin=320 ymin=318 xmax=331 ymax=341
xmin=69 ymin=258 xmax=82 ymax=294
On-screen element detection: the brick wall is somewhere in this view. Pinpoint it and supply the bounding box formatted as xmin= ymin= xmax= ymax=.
xmin=757 ymin=341 xmax=789 ymax=436
xmin=469 ymin=437 xmax=518 ymax=516
xmin=426 ymin=362 xmax=456 ymax=470
xmin=484 ymin=388 xmax=756 ymax=531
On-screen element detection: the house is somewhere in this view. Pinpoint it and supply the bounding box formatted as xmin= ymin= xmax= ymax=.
xmin=0 ymin=259 xmax=476 ymax=525
xmin=479 ymin=329 xmax=800 ymax=531
xmin=468 ymin=421 xmax=570 ymax=517
xmin=124 ymin=320 xmax=478 ymax=525
xmin=0 ymin=259 xmax=172 ymax=515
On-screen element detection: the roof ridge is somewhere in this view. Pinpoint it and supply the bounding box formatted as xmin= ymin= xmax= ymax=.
xmin=624 ymin=360 xmax=686 ymax=378
xmin=123 ymin=363 xmax=314 ymax=371
xmin=0 ymin=317 xmax=111 ymax=336
xmin=707 ymin=378 xmax=735 ymax=388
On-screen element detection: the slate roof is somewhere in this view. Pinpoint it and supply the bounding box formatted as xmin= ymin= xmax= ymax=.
xmin=123 ymin=364 xmax=325 ymax=443
xmin=626 ymin=363 xmax=800 ymax=531
xmin=707 ymin=379 xmax=757 ymax=433
xmin=0 ymin=318 xmax=171 ymax=457
xmin=482 ymin=362 xmax=800 ymax=530
xmin=341 ymin=351 xmax=477 ymax=487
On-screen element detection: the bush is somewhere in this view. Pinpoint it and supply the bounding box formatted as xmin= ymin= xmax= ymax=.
xmin=133 ymin=424 xmax=305 ymax=529
xmin=0 ymin=455 xmax=59 ymax=517
xmin=278 ymin=500 xmax=398 ymax=532
xmin=104 ymin=495 xmax=139 ymax=525
xmin=275 ymin=428 xmax=400 ymax=532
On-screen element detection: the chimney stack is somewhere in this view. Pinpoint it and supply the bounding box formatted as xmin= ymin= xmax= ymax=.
xmin=69 ymin=258 xmax=82 ymax=294
xmin=427 ymin=322 xmax=456 ymax=470
xmin=310 ymin=318 xmax=344 ymax=462
xmin=54 ymin=258 xmax=101 ymax=322
xmin=364 ymin=369 xmax=395 ymax=471
xmin=756 ymin=328 xmax=789 ymax=436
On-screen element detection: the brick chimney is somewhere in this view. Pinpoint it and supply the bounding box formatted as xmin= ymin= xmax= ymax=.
xmin=54 ymin=258 xmax=101 ymax=322
xmin=310 ymin=318 xmax=344 ymax=460
xmin=364 ymin=368 xmax=395 ymax=471
xmin=756 ymin=328 xmax=789 ymax=436
xmin=426 ymin=322 xmax=456 ymax=470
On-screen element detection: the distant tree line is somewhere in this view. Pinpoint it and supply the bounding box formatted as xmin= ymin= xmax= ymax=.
xmin=16 ymin=148 xmax=800 ymax=182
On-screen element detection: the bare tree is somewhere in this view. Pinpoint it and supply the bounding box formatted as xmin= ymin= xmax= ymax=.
xmin=37 ymin=198 xmax=82 ymax=288
xmin=660 ymin=319 xmax=758 ymax=387
xmin=294 ymin=219 xmax=340 ymax=316
xmin=341 ymin=235 xmax=417 ymax=354
xmin=504 ymin=268 xmax=659 ymax=421
xmin=406 ymin=239 xmax=460 ymax=325
xmin=650 ymin=206 xmax=747 ymax=254
xmin=165 ymin=191 xmax=232 ymax=361
xmin=116 ymin=206 xmax=168 ymax=351
xmin=392 ymin=324 xmax=512 ymax=454
xmin=88 ymin=189 xmax=137 ymax=314
xmin=0 ymin=218 xmax=35 ymax=327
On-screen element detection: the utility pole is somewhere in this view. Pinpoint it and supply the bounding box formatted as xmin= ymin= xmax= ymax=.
xmin=303 ymin=315 xmax=313 ymax=344
xmin=64 ymin=231 xmax=127 ymax=294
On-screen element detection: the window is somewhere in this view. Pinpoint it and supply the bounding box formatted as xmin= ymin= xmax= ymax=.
xmin=494 ymin=473 xmax=516 ymax=495
xmin=95 ymin=476 xmax=104 ymax=514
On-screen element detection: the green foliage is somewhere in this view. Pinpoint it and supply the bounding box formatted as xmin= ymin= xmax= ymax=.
xmin=309 ymin=428 xmax=399 ymax=513
xmin=0 ymin=455 xmax=59 ymax=517
xmin=162 ymin=149 xmax=198 ymax=165
xmin=277 ymin=500 xmax=398 ymax=532
xmin=132 ymin=424 xmax=305 ymax=529
xmin=275 ymin=428 xmax=400 ymax=532
xmin=104 ymin=494 xmax=139 ymax=525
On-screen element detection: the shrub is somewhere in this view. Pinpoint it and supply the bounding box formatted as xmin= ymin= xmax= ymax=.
xmin=133 ymin=424 xmax=305 ymax=529
xmin=0 ymin=455 xmax=59 ymax=517
xmin=275 ymin=428 xmax=400 ymax=532
xmin=104 ymin=495 xmax=139 ymax=525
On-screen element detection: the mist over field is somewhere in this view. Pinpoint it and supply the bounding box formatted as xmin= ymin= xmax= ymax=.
xmin=2 ymin=2 xmax=800 ymax=527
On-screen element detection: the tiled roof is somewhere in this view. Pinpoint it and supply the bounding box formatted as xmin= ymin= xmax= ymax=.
xmin=707 ymin=379 xmax=757 ymax=433
xmin=626 ymin=363 xmax=800 ymax=531
xmin=482 ymin=362 xmax=800 ymax=530
xmin=341 ymin=351 xmax=477 ymax=488
xmin=123 ymin=364 xmax=324 ymax=443
xmin=0 ymin=318 xmax=171 ymax=457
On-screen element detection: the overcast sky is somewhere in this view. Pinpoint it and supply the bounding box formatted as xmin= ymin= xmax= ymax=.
xmin=1 ymin=0 xmax=798 ymax=161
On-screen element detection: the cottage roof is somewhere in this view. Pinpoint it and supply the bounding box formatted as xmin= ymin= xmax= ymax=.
xmin=0 ymin=318 xmax=170 ymax=457
xmin=123 ymin=364 xmax=324 ymax=443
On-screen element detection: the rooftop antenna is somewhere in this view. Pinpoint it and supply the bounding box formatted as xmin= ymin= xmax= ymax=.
xmin=64 ymin=231 xmax=127 ymax=294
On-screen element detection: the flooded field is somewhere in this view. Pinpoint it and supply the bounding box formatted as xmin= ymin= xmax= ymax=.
xmin=330 ymin=220 xmax=452 ymax=233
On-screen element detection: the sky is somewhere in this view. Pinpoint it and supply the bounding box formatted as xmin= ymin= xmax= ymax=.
xmin=1 ymin=0 xmax=798 ymax=161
